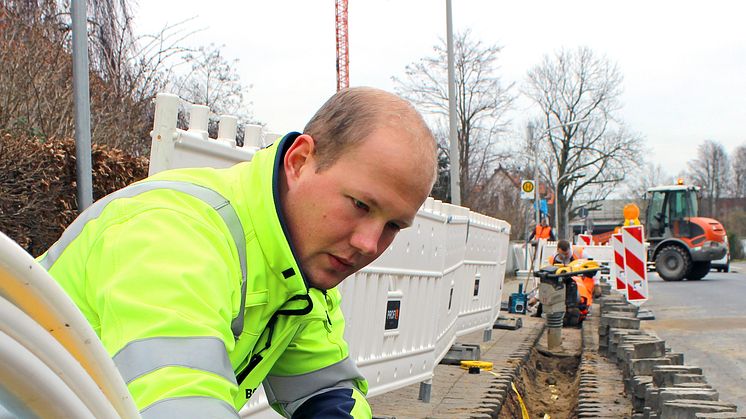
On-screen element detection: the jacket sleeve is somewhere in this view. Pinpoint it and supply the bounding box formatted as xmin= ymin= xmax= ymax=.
xmin=263 ymin=290 xmax=371 ymax=418
xmin=85 ymin=209 xmax=242 ymax=418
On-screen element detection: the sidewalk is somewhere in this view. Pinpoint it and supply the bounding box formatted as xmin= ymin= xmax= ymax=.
xmin=368 ymin=276 xmax=543 ymax=418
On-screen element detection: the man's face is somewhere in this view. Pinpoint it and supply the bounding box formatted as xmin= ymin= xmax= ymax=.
xmin=557 ymin=247 xmax=572 ymax=261
xmin=282 ymin=127 xmax=434 ymax=290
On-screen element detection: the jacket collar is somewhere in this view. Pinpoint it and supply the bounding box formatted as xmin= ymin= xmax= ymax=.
xmin=239 ymin=132 xmax=310 ymax=295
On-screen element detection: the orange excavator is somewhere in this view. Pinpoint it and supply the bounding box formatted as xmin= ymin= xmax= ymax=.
xmin=589 ymin=180 xmax=727 ymax=281
xmin=645 ymin=180 xmax=727 ymax=281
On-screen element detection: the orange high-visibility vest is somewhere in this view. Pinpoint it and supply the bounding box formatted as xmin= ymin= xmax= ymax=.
xmin=574 ymin=275 xmax=595 ymax=307
xmin=534 ymin=224 xmax=553 ymax=239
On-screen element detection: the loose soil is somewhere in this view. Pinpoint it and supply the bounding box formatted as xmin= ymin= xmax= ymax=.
xmin=499 ymin=327 xmax=582 ymax=419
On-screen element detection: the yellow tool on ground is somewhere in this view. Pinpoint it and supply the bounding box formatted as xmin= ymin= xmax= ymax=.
xmin=459 ymin=360 xmax=493 ymax=371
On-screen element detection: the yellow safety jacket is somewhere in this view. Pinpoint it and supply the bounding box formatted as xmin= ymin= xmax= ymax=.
xmin=38 ymin=133 xmax=371 ymax=418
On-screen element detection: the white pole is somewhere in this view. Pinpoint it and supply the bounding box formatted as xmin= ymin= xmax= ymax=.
xmin=527 ymin=123 xmax=539 ymax=226
xmin=71 ymin=0 xmax=92 ymax=211
xmin=446 ymin=0 xmax=461 ymax=205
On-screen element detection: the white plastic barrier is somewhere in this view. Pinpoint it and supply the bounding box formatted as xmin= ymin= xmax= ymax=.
xmin=144 ymin=93 xmax=511 ymax=417
xmin=0 ymin=232 xmax=140 ymax=418
xmin=149 ymin=93 xmax=275 ymax=176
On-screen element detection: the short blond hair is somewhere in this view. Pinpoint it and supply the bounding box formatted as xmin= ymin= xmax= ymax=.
xmin=304 ymin=87 xmax=436 ymax=174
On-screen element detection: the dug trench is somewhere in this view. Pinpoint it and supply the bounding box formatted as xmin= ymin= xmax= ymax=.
xmin=499 ymin=327 xmax=582 ymax=419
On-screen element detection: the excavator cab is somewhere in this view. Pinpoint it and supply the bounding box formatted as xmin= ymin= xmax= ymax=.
xmin=645 ymin=182 xmax=727 ymax=281
xmin=646 ymin=186 xmax=699 ymax=240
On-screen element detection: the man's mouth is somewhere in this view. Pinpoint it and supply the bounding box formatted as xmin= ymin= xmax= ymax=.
xmin=329 ymin=254 xmax=354 ymax=271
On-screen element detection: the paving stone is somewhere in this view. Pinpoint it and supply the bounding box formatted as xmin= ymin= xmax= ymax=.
xmin=673 ymin=383 xmax=713 ymax=391
xmin=630 ymin=357 xmax=672 ymax=376
xmin=633 ymin=376 xmax=653 ymax=398
xmin=667 ymin=352 xmax=685 ymax=365
xmin=657 ymin=389 xmax=720 ymax=412
xmin=662 ymin=399 xmax=737 ymax=418
xmin=695 ymin=413 xmax=746 ymax=418
xmin=673 ymin=374 xmax=707 ymax=385
xmin=653 ymin=365 xmax=704 ymax=387
xmin=602 ymin=315 xmax=642 ymax=332
xmin=631 ymin=340 xmax=667 ymax=359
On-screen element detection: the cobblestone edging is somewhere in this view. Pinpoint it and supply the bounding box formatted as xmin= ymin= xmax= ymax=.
xmin=596 ymin=287 xmax=742 ymax=419
xmin=578 ymin=298 xmax=633 ymax=418
xmin=469 ymin=320 xmax=545 ymax=418
xmin=368 ymin=316 xmax=545 ymax=419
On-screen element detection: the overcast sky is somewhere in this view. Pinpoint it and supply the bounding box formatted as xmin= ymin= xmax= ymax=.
xmin=134 ymin=0 xmax=746 ymax=177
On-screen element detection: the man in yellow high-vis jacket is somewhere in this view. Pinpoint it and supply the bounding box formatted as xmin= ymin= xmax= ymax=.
xmin=37 ymin=87 xmax=437 ymax=418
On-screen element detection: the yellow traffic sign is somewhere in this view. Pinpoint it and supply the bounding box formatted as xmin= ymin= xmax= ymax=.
xmin=520 ymin=180 xmax=535 ymax=199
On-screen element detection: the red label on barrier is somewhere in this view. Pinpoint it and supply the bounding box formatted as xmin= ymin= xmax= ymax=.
xmin=627 ymin=283 xmax=645 ymax=301
xmin=628 ymin=226 xmax=643 ymax=243
xmin=616 ymin=278 xmax=625 ymax=290
xmin=614 ymin=252 xmax=624 ymax=267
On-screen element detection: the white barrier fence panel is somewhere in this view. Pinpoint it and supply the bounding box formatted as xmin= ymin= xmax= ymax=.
xmin=145 ymin=93 xmax=512 ymax=417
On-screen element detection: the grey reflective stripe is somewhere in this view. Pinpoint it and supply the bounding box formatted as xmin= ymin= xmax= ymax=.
xmin=37 ymin=180 xmax=247 ymax=338
xmin=264 ymin=357 xmax=363 ymax=415
xmin=112 ymin=336 xmax=236 ymax=385
xmin=140 ymin=396 xmax=239 ymax=419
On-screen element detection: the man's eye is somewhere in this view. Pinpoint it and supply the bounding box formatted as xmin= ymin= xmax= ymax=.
xmin=352 ymin=199 xmax=369 ymax=211
xmin=387 ymin=222 xmax=402 ymax=232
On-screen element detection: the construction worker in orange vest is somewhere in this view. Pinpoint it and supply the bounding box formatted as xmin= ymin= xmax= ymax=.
xmin=529 ymin=216 xmax=556 ymax=242
xmin=549 ymin=239 xmax=584 ymax=265
xmin=549 ymin=240 xmax=594 ymax=325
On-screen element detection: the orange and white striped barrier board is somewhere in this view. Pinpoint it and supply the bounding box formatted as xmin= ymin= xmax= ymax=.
xmin=577 ymin=234 xmax=592 ymax=246
xmin=621 ymin=225 xmax=648 ymax=305
xmin=611 ymin=233 xmax=626 ymax=294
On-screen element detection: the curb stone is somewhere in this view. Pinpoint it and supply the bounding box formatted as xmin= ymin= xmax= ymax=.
xmin=596 ymin=290 xmax=741 ymax=418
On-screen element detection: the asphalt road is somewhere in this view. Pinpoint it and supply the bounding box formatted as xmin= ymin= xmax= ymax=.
xmin=641 ymin=260 xmax=746 ymax=413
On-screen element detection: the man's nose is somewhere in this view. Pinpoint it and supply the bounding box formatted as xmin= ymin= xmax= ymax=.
xmin=350 ymin=222 xmax=382 ymax=256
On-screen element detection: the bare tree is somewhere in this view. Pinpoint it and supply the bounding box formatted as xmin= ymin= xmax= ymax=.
xmin=623 ymin=162 xmax=673 ymax=204
xmin=0 ymin=0 xmax=190 ymax=156
xmin=393 ymin=30 xmax=515 ymax=210
xmin=171 ymin=43 xmax=249 ymax=117
xmin=687 ymin=140 xmax=730 ymax=216
xmin=168 ymin=43 xmax=256 ymax=145
xmin=732 ymin=144 xmax=746 ymax=198
xmin=524 ymin=46 xmax=643 ymax=238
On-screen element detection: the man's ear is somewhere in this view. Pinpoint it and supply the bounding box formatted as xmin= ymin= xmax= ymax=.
xmin=283 ymin=134 xmax=316 ymax=184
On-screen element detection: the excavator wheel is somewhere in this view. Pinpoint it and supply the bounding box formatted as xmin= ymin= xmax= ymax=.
xmin=655 ymin=245 xmax=691 ymax=281
xmin=687 ymin=261 xmax=711 ymax=280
